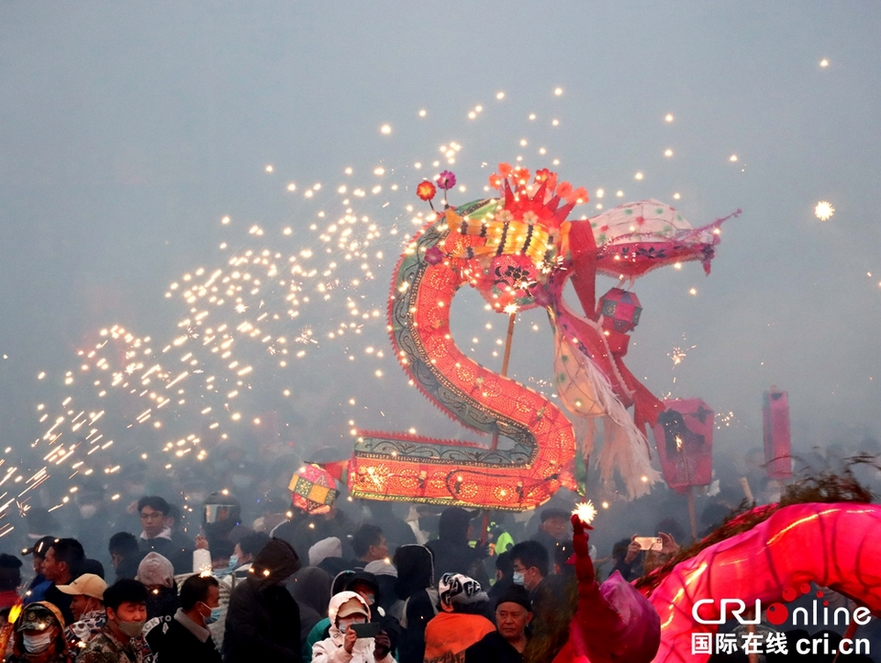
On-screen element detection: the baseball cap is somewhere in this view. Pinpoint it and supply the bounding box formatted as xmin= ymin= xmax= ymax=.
xmin=56 ymin=573 xmax=107 ymax=600
xmin=17 ymin=602 xmax=63 ymax=632
xmin=21 ymin=536 xmax=57 ymax=558
xmin=337 ymin=597 xmax=369 ymax=619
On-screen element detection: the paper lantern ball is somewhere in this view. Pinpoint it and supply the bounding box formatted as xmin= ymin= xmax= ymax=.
xmin=289 ymin=464 xmax=339 ymax=514
xmin=598 ymin=288 xmax=642 ymax=334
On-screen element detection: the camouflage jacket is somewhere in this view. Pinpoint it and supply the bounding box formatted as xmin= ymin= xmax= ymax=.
xmin=77 ymin=627 xmax=150 ymax=663
xmin=66 ymin=610 xmax=106 ymax=654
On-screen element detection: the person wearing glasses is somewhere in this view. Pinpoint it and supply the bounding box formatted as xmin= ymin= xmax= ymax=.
xmin=136 ymin=496 xmax=191 ymax=574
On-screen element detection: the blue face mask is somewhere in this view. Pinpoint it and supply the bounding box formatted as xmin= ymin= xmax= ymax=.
xmin=512 ymin=571 xmax=525 ymax=586
xmin=228 ymin=555 xmax=239 ymax=571
xmin=201 ymin=603 xmax=222 ymax=625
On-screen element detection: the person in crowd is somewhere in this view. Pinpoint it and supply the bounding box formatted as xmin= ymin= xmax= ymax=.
xmin=553 ymin=544 xmax=577 ymax=582
xmin=349 ymin=526 xmax=389 ymax=571
xmin=301 ymin=570 xmax=355 ymax=659
xmin=229 ymin=531 xmax=268 ymax=579
xmin=307 ymin=538 xmax=346 ymax=578
xmin=610 ymin=537 xmax=642 ymax=582
xmin=311 ymin=591 xmax=394 ymax=663
xmin=362 ymin=561 xmax=399 ymax=620
xmin=273 ymin=487 xmax=356 ymax=559
xmin=79 ymin=579 xmax=150 ymax=663
xmin=56 ymin=573 xmax=107 ymax=651
xmin=73 ymin=483 xmax=112 ymax=570
xmin=223 ymin=538 xmax=301 ymax=662
xmin=0 ymin=553 xmax=23 ymax=612
xmin=107 ymin=534 xmax=144 ymax=582
xmin=193 ymin=530 xmax=270 ymax=653
xmin=345 ymin=572 xmax=400 ymax=647
xmin=8 ymin=601 xmax=71 ymax=663
xmin=193 ymin=534 xmax=240 ymax=576
xmin=266 ymin=507 xmax=309 ymax=554
xmin=151 ymin=574 xmax=222 ymax=663
xmin=362 ymin=502 xmax=415 ymax=552
xmin=487 ymin=551 xmax=514 ymax=602
xmin=613 ymin=528 xmax=680 ymax=578
xmin=509 ymin=540 xmax=571 ymax=658
xmin=163 ymin=504 xmax=197 ymax=562
xmin=425 ymin=508 xmax=487 ymax=587
xmin=423 ymin=573 xmax=494 ymax=663
xmin=136 ymin=497 xmax=190 ymax=574
xmin=135 ymin=553 xmax=179 ymax=623
xmin=391 ymin=545 xmax=436 ymax=663
xmin=641 ymin=526 xmax=681 ymax=574
xmin=463 ymin=585 xmax=532 ymax=663
xmin=22 ymin=509 xmax=59 ymax=559
xmin=287 ymin=566 xmax=332 ymax=652
xmin=302 ymin=571 xmax=400 ymax=658
xmin=22 ymin=536 xmax=56 ymax=604
xmin=529 ymin=508 xmax=571 ymax=569
xmin=79 ymin=560 xmax=105 ymax=581
xmin=43 ymin=538 xmax=86 ymax=626
xmin=209 ymin=540 xmax=235 ymax=574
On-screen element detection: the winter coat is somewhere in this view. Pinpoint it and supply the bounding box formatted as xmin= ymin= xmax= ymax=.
xmin=223 ymin=538 xmax=302 ymax=663
xmin=311 ymin=592 xmax=395 ymax=663
xmin=153 ymin=609 xmax=221 ymax=663
xmin=463 ymin=631 xmax=524 ymax=663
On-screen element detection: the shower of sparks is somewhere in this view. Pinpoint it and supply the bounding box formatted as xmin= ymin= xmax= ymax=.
xmin=572 ymin=500 xmax=597 ymax=525
xmin=669 ymin=343 xmax=697 ymax=367
xmin=22 ymin=96 xmax=562 ymax=533
xmin=14 ymin=86 xmax=727 ymax=537
xmin=815 ymin=201 xmax=835 ymax=221
xmin=715 ymin=411 xmax=739 ymax=429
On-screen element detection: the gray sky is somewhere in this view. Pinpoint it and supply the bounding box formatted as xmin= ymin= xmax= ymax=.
xmin=1 ymin=2 xmax=879 ymax=495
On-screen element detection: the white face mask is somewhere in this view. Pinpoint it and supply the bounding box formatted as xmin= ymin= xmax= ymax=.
xmin=23 ymin=631 xmax=53 ymax=654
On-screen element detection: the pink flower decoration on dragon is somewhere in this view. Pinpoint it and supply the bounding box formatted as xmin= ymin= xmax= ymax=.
xmin=435 ymin=170 xmax=456 ymax=190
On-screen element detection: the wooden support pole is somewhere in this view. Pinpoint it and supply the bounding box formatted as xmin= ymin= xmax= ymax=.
xmin=484 ymin=310 xmax=517 ymax=541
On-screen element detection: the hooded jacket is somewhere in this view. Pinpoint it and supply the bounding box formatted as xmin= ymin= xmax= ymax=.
xmin=8 ymin=601 xmax=70 ymax=663
xmin=311 ymin=592 xmax=396 ymax=663
xmin=425 ymin=509 xmax=488 ymax=588
xmin=223 ymin=538 xmax=302 ymax=663
xmin=302 ymin=570 xmax=402 ymax=658
xmin=287 ymin=566 xmax=332 ymax=646
xmin=391 ymin=545 xmax=433 ymax=602
xmin=391 ymin=545 xmax=437 ymax=663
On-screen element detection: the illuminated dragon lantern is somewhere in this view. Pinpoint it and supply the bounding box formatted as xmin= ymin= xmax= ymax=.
xmin=342 ymin=164 xmax=733 ymax=509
